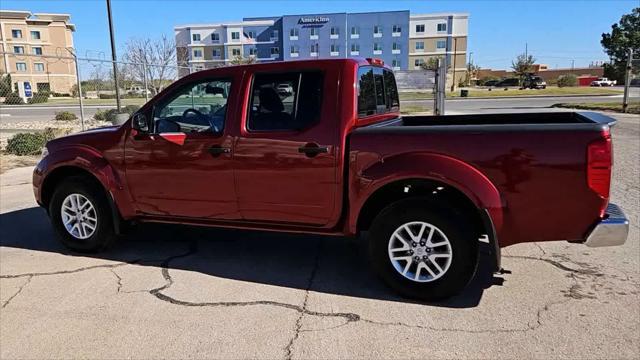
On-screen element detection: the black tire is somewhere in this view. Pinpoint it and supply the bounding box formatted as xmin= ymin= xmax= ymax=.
xmin=369 ymin=198 xmax=478 ymax=300
xmin=49 ymin=176 xmax=117 ymax=252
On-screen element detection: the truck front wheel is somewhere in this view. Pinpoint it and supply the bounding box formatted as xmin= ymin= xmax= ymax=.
xmin=369 ymin=200 xmax=478 ymax=300
xmin=49 ymin=177 xmax=117 ymax=252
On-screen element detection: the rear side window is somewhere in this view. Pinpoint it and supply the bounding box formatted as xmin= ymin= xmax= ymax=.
xmin=248 ymin=71 xmax=323 ymax=131
xmin=357 ymin=66 xmax=399 ymax=117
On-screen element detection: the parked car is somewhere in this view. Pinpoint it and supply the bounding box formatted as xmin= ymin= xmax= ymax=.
xmin=482 ymin=79 xmax=500 ymax=87
xmin=629 ymin=78 xmax=640 ymax=87
xmin=276 ymin=83 xmax=294 ymax=96
xmin=494 ymin=78 xmax=520 ymax=87
xmin=590 ymin=77 xmax=617 ymax=86
xmin=33 ymin=58 xmax=628 ymax=300
xmin=522 ymin=75 xmax=547 ymax=89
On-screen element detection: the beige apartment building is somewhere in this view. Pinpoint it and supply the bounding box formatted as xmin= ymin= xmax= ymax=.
xmin=0 ymin=10 xmax=76 ymax=95
xmin=409 ymin=13 xmax=468 ymax=72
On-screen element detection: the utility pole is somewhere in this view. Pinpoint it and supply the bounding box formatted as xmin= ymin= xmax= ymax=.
xmin=106 ymin=0 xmax=121 ymax=111
xmin=623 ymin=48 xmax=633 ymax=113
xmin=571 ymin=59 xmax=575 ymax=71
xmin=468 ymin=51 xmax=473 ymax=86
xmin=450 ymin=37 xmax=458 ymax=92
xmin=525 ymin=42 xmax=528 ymax=59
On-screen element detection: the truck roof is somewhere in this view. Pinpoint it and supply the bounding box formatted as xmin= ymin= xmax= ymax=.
xmin=189 ymin=57 xmax=391 ymax=75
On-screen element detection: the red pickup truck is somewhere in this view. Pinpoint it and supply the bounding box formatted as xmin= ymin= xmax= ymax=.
xmin=33 ymin=58 xmax=629 ymax=300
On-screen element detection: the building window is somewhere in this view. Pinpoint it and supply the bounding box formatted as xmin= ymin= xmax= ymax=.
xmin=30 ymin=31 xmax=41 ymax=40
xmin=246 ymin=31 xmax=255 ymax=39
xmin=13 ymin=46 xmax=24 ymax=54
xmin=212 ymin=49 xmax=221 ymax=57
xmin=231 ymin=32 xmax=240 ymax=40
xmin=270 ymin=30 xmax=278 ymax=40
xmin=11 ymin=29 xmax=22 ymax=38
xmin=373 ymin=42 xmax=382 ymax=54
xmin=290 ymin=28 xmax=299 ymax=38
xmin=436 ymin=40 xmax=447 ymax=50
xmin=392 ymin=25 xmax=401 ymax=35
xmin=414 ymin=59 xmax=425 ymax=67
xmin=330 ymin=44 xmax=339 ymax=56
xmin=437 ymin=23 xmax=447 ymax=32
xmin=392 ymin=43 xmax=401 ymax=54
xmin=290 ymin=45 xmax=299 ymax=57
xmin=350 ymin=43 xmax=360 ymax=53
xmin=212 ymin=33 xmax=220 ymax=42
xmin=310 ymin=27 xmax=318 ymax=39
xmin=330 ymin=27 xmax=339 ymax=38
xmin=416 ymin=24 xmax=425 ymax=33
xmin=249 ymin=47 xmax=257 ymax=56
xmin=415 ymin=41 xmax=425 ymax=51
xmin=373 ymin=25 xmax=382 ymax=37
xmin=192 ymin=33 xmax=201 ymax=41
xmin=310 ymin=43 xmax=319 ymax=55
xmin=193 ymin=49 xmax=203 ymax=58
xmin=232 ymin=48 xmax=241 ymax=56
xmin=351 ymin=27 xmax=359 ymax=35
xmin=34 ymin=63 xmax=45 ymax=72
xmin=270 ymin=47 xmax=279 ymax=55
xmin=392 ymin=59 xmax=401 ymax=69
xmin=16 ymin=62 xmax=27 ymax=71
xmin=32 ymin=47 xmax=42 ymax=55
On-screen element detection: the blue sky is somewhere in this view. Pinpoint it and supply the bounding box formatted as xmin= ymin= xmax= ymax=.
xmin=1 ymin=0 xmax=635 ymax=69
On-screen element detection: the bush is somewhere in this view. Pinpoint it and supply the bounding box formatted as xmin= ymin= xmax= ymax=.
xmin=51 ymin=92 xmax=70 ymax=97
xmin=54 ymin=111 xmax=78 ymax=121
xmin=557 ymin=74 xmax=577 ymax=87
xmin=3 ymin=92 xmax=24 ymax=105
xmin=5 ymin=132 xmax=46 ymax=155
xmin=27 ymin=92 xmax=49 ymax=104
xmin=71 ymin=84 xmax=86 ymax=98
xmin=93 ymin=105 xmax=140 ymax=123
xmin=42 ymin=127 xmax=72 ymax=141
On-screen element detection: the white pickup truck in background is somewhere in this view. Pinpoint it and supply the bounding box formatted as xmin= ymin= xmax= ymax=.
xmin=590 ymin=77 xmax=617 ymax=86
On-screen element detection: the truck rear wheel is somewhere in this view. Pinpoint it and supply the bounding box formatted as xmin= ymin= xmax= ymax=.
xmin=49 ymin=177 xmax=116 ymax=252
xmin=369 ymin=199 xmax=478 ymax=300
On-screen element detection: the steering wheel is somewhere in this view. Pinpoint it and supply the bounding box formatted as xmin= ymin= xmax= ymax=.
xmin=182 ymin=108 xmax=219 ymax=133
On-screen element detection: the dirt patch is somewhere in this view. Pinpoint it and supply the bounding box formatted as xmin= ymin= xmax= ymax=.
xmin=0 ymin=153 xmax=39 ymax=174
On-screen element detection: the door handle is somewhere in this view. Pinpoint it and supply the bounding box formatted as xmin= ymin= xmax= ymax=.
xmin=298 ymin=143 xmax=328 ymax=158
xmin=208 ymin=145 xmax=231 ymax=156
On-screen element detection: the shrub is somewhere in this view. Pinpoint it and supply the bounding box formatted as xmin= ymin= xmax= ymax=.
xmin=557 ymin=74 xmax=577 ymax=87
xmin=71 ymin=84 xmax=86 ymax=98
xmin=3 ymin=92 xmax=24 ymax=105
xmin=27 ymin=92 xmax=49 ymax=104
xmin=54 ymin=111 xmax=78 ymax=121
xmin=93 ymin=105 xmax=140 ymax=122
xmin=5 ymin=132 xmax=46 ymax=155
xmin=42 ymin=127 xmax=72 ymax=141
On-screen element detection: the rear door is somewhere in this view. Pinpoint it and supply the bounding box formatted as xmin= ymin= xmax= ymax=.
xmin=233 ymin=69 xmax=338 ymax=225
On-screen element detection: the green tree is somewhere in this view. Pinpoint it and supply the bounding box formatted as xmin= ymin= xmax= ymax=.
xmin=511 ymin=53 xmax=536 ymax=78
xmin=601 ymin=7 xmax=640 ymax=83
xmin=0 ymin=71 xmax=12 ymax=97
xmin=229 ymin=55 xmax=257 ymax=65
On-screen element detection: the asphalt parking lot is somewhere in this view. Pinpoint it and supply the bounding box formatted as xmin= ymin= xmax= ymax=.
xmin=0 ymin=112 xmax=638 ymax=359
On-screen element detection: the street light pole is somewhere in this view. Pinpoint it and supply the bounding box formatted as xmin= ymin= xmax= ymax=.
xmin=106 ymin=0 xmax=121 ymax=111
xmin=623 ymin=48 xmax=633 ymax=113
xmin=468 ymin=51 xmax=473 ymax=86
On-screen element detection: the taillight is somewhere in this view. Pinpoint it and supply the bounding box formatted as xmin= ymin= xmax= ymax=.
xmin=587 ymin=135 xmax=612 ymax=202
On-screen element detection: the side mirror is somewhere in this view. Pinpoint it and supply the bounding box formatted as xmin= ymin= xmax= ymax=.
xmin=132 ymin=113 xmax=149 ymax=132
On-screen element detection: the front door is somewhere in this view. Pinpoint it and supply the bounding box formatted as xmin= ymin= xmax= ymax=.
xmin=124 ymin=77 xmax=239 ymax=219
xmin=233 ymin=71 xmax=338 ymax=225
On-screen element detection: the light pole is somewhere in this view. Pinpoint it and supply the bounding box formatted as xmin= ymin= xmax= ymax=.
xmin=468 ymin=51 xmax=473 ymax=86
xmin=106 ymin=0 xmax=121 ymax=111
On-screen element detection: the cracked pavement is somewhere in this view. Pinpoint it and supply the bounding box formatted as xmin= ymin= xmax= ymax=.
xmin=1 ymin=113 xmax=638 ymax=359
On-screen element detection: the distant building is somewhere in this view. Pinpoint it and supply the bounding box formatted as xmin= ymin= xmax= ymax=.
xmin=0 ymin=10 xmax=77 ymax=95
xmin=174 ymin=11 xmax=468 ymax=75
xmin=477 ymin=64 xmax=605 ymax=82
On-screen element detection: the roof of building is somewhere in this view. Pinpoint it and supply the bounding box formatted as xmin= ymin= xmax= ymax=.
xmin=175 ymin=19 xmax=274 ymax=30
xmin=0 ymin=10 xmax=75 ymax=30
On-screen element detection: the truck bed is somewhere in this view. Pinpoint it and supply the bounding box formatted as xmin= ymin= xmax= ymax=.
xmin=349 ymin=112 xmax=614 ymax=247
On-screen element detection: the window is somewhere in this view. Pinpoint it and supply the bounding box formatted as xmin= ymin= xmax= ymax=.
xmin=232 ymin=48 xmax=241 ymax=56
xmin=415 ymin=41 xmax=425 ymax=51
xmin=290 ymin=28 xmax=299 ymax=37
xmin=351 ymin=26 xmax=359 ymax=35
xmin=212 ymin=49 xmax=221 ymax=57
xmin=153 ymin=78 xmax=232 ymax=134
xmin=416 ymin=24 xmax=425 ymax=33
xmin=231 ymin=32 xmax=240 ymax=40
xmin=350 ymin=43 xmax=360 ymax=52
xmin=310 ymin=43 xmax=319 ymax=54
xmin=373 ymin=43 xmax=382 ymax=51
xmin=414 ymin=59 xmax=425 ymax=67
xmin=373 ymin=25 xmax=382 ymax=36
xmin=392 ymin=43 xmax=401 ymax=50
xmin=437 ymin=23 xmax=447 ymax=32
xmin=32 ymin=47 xmax=42 ymax=55
xmin=192 ymin=33 xmax=201 ymax=41
xmin=13 ymin=46 xmax=24 ymax=54
xmin=392 ymin=25 xmax=401 ymax=34
xmin=246 ymin=31 xmax=255 ymax=39
xmin=30 ymin=31 xmax=41 ymax=40
xmin=270 ymin=30 xmax=278 ymax=40
xmin=330 ymin=44 xmax=339 ymax=54
xmin=357 ymin=66 xmax=399 ymax=118
xmin=270 ymin=47 xmax=279 ymax=55
xmin=193 ymin=49 xmax=203 ymax=58
xmin=392 ymin=59 xmax=401 ymax=68
xmin=249 ymin=47 xmax=257 ymax=56
xmin=436 ymin=40 xmax=447 ymax=49
xmin=310 ymin=28 xmax=318 ymax=38
xmin=247 ymin=72 xmax=323 ymax=131
xmin=212 ymin=33 xmax=220 ymax=42
xmin=290 ymin=45 xmax=299 ymax=54
xmin=11 ymin=29 xmax=22 ymax=38
xmin=16 ymin=62 xmax=27 ymax=71
xmin=34 ymin=63 xmax=45 ymax=72
xmin=330 ymin=27 xmax=339 ymax=36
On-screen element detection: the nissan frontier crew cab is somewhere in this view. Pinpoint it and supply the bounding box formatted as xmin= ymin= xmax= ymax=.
xmin=33 ymin=58 xmax=629 ymax=300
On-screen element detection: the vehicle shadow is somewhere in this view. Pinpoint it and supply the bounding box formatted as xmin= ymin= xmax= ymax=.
xmin=0 ymin=207 xmax=505 ymax=308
